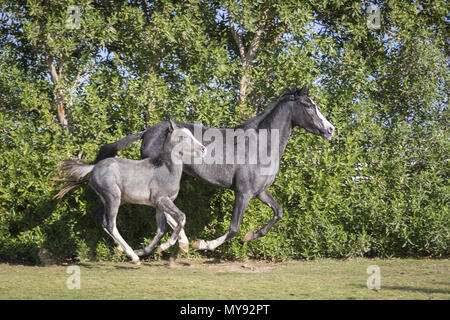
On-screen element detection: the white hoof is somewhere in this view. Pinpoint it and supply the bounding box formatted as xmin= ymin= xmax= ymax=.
xmin=178 ymin=242 xmax=189 ymax=253
xmin=132 ymin=257 xmax=141 ymax=266
xmin=192 ymin=239 xmax=208 ymax=250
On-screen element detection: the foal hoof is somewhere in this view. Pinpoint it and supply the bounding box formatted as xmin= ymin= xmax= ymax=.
xmin=179 ymin=242 xmax=189 ymax=253
xmin=132 ymin=258 xmax=141 ymax=266
xmin=243 ymin=231 xmax=255 ymax=242
xmin=192 ymin=240 xmax=208 ymax=250
xmin=191 ymin=240 xmax=204 ymax=250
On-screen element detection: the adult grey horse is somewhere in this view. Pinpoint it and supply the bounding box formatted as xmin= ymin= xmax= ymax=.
xmin=55 ymin=121 xmax=207 ymax=264
xmin=92 ymin=85 xmax=335 ymax=254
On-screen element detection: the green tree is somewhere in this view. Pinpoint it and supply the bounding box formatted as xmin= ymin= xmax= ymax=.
xmin=0 ymin=0 xmax=447 ymax=263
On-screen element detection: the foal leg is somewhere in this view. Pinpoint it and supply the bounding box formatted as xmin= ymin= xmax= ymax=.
xmin=192 ymin=192 xmax=252 ymax=251
xmin=93 ymin=203 xmax=124 ymax=256
xmin=243 ymin=189 xmax=284 ymax=242
xmin=134 ymin=210 xmax=167 ymax=257
xmin=165 ymin=213 xmax=190 ymax=253
xmin=102 ymin=196 xmax=140 ymax=265
xmin=154 ymin=197 xmax=186 ymax=253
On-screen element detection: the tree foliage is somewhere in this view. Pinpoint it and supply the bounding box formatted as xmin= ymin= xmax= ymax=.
xmin=0 ymin=0 xmax=448 ymax=263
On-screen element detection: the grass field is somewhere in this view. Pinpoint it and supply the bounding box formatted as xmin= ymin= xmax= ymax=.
xmin=0 ymin=258 xmax=448 ymax=300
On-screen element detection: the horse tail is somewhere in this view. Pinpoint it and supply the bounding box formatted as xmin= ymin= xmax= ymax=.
xmin=53 ymin=160 xmax=95 ymax=199
xmin=93 ymin=130 xmax=146 ymax=164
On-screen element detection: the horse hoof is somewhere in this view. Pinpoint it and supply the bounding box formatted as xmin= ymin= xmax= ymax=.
xmin=243 ymin=231 xmax=255 ymax=242
xmin=179 ymin=242 xmax=189 ymax=253
xmin=133 ymin=258 xmax=141 ymax=266
xmin=192 ymin=240 xmax=204 ymax=250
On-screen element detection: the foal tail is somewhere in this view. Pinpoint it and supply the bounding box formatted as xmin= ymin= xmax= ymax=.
xmin=53 ymin=160 xmax=95 ymax=199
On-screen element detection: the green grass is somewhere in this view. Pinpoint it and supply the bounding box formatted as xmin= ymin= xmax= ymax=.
xmin=0 ymin=258 xmax=448 ymax=299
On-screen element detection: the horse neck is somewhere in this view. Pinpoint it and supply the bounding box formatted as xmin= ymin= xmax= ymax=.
xmin=258 ymin=101 xmax=293 ymax=157
xmin=161 ymin=140 xmax=184 ymax=177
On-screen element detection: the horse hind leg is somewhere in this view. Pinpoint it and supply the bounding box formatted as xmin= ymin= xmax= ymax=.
xmin=105 ymin=220 xmax=140 ymax=265
xmin=101 ymin=193 xmax=140 ymax=265
xmin=94 ymin=203 xmax=125 ymax=256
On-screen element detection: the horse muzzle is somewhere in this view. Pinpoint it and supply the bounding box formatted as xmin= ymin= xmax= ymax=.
xmin=321 ymin=124 xmax=335 ymax=140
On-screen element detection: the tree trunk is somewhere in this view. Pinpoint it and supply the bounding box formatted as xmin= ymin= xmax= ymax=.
xmin=239 ymin=73 xmax=249 ymax=106
xmin=228 ymin=6 xmax=269 ymax=118
xmin=47 ymin=55 xmax=68 ymax=129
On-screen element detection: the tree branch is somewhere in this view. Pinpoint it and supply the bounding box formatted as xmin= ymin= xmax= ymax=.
xmin=46 ymin=54 xmax=59 ymax=83
xmin=47 ymin=54 xmax=68 ymax=129
xmin=142 ymin=0 xmax=152 ymax=23
xmin=245 ymin=6 xmax=269 ymax=67
xmin=227 ymin=3 xmax=270 ymax=107
xmin=227 ymin=8 xmax=246 ymax=60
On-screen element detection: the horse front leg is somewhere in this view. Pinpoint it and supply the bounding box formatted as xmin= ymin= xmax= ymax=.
xmin=134 ymin=210 xmax=167 ymax=257
xmin=243 ymin=189 xmax=284 ymax=242
xmin=164 ymin=214 xmax=190 ymax=253
xmin=192 ymin=192 xmax=252 ymax=251
xmin=154 ymin=197 xmax=186 ymax=254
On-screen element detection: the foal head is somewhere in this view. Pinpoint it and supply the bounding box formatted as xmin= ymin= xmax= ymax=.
xmin=290 ymin=85 xmax=335 ymax=140
xmin=167 ymin=120 xmax=207 ymax=163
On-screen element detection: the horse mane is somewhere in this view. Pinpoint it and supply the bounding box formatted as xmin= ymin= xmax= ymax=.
xmin=234 ymin=88 xmax=302 ymax=129
xmin=145 ymin=127 xmax=172 ymax=167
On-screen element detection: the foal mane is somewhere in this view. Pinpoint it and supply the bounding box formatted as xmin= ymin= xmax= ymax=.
xmin=146 ymin=127 xmax=173 ymax=168
xmin=235 ymin=88 xmax=302 ymax=130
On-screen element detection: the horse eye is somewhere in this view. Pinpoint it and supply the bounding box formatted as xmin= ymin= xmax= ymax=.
xmin=304 ymin=101 xmax=314 ymax=109
xmin=300 ymin=102 xmax=311 ymax=109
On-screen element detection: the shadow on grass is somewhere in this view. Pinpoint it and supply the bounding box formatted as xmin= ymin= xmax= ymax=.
xmin=173 ymin=261 xmax=191 ymax=267
xmin=354 ymin=284 xmax=449 ymax=295
xmin=74 ymin=255 xmax=194 ymax=270
xmin=384 ymin=285 xmax=449 ymax=295
xmin=202 ymin=257 xmax=223 ymax=264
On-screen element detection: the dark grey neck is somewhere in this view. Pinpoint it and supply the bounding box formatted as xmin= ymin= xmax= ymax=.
xmin=258 ymin=100 xmax=293 ymax=157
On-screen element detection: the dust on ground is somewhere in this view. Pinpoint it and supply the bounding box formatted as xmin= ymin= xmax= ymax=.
xmin=165 ymin=257 xmax=278 ymax=273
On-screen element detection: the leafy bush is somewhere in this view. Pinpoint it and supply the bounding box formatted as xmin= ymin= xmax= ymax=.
xmin=0 ymin=1 xmax=447 ymax=263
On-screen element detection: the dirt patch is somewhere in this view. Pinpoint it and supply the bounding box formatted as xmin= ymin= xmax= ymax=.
xmin=215 ymin=263 xmax=274 ymax=273
xmin=167 ymin=257 xmax=277 ymax=273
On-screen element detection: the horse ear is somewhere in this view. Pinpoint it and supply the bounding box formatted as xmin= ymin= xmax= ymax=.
xmin=300 ymin=84 xmax=308 ymax=95
xmin=168 ymin=120 xmax=175 ymax=132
